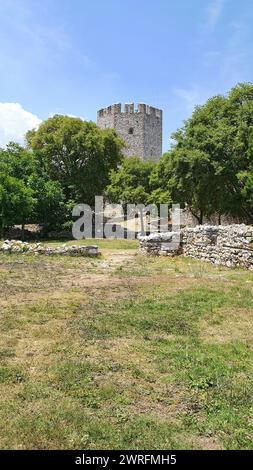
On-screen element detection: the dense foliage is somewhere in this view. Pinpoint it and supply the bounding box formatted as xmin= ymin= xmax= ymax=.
xmin=0 ymin=171 xmax=34 ymax=238
xmin=0 ymin=117 xmax=124 ymax=236
xmin=26 ymin=115 xmax=124 ymax=205
xmin=106 ymin=156 xmax=158 ymax=207
xmin=156 ymin=83 xmax=253 ymax=223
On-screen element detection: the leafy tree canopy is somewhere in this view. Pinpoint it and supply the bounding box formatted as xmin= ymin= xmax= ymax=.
xmin=106 ymin=156 xmax=157 ymax=207
xmin=0 ymin=171 xmax=35 ymax=236
xmin=159 ymin=83 xmax=253 ymax=222
xmin=0 ymin=142 xmax=36 ymax=182
xmin=26 ymin=115 xmax=124 ymax=205
xmin=0 ymin=142 xmax=68 ymax=233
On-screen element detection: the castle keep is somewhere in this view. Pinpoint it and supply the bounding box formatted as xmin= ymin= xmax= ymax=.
xmin=97 ymin=103 xmax=162 ymax=161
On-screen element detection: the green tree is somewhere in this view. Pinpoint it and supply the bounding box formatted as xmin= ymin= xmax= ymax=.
xmin=26 ymin=115 xmax=124 ymax=205
xmin=0 ymin=143 xmax=69 ymax=234
xmin=106 ymin=156 xmax=158 ymax=234
xmin=156 ymin=149 xmax=217 ymax=224
xmin=159 ymin=83 xmax=253 ymax=222
xmin=0 ymin=172 xmax=35 ymax=238
xmin=106 ymin=156 xmax=157 ymax=207
xmin=28 ymin=175 xmax=67 ymax=232
xmin=0 ymin=142 xmax=36 ymax=182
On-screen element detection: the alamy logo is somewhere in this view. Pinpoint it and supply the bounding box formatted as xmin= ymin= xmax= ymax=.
xmin=72 ymin=197 xmax=181 ymax=250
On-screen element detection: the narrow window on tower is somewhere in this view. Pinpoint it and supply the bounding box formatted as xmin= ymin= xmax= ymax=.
xmin=128 ymin=127 xmax=134 ymax=134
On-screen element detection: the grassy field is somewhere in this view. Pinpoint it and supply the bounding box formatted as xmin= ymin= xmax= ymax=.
xmin=0 ymin=239 xmax=252 ymax=449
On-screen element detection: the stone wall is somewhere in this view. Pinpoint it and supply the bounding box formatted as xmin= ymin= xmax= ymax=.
xmin=181 ymin=208 xmax=244 ymax=227
xmin=0 ymin=240 xmax=100 ymax=257
xmin=138 ymin=224 xmax=253 ymax=269
xmin=97 ymin=103 xmax=162 ymax=161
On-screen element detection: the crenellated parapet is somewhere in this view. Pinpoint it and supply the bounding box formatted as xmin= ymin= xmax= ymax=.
xmin=97 ymin=103 xmax=121 ymax=117
xmin=97 ymin=103 xmax=162 ymax=119
xmin=137 ymin=103 xmax=162 ymax=118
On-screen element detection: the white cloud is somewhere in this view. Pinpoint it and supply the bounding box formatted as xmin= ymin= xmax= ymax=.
xmin=205 ymin=0 xmax=226 ymax=31
xmin=0 ymin=103 xmax=41 ymax=148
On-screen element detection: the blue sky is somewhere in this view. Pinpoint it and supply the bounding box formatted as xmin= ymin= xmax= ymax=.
xmin=0 ymin=0 xmax=252 ymax=150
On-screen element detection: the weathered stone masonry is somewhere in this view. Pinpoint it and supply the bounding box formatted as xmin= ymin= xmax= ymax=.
xmin=139 ymin=225 xmax=253 ymax=270
xmin=0 ymin=240 xmax=100 ymax=257
xmin=97 ymin=103 xmax=162 ymax=161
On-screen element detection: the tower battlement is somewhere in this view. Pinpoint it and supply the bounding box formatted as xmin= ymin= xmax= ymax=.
xmin=97 ymin=103 xmax=162 ymax=161
xmin=97 ymin=103 xmax=162 ymax=119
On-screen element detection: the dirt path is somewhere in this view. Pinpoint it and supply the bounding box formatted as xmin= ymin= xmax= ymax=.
xmin=99 ymin=249 xmax=137 ymax=270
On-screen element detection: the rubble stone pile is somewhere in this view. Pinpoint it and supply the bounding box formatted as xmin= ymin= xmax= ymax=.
xmin=0 ymin=240 xmax=100 ymax=257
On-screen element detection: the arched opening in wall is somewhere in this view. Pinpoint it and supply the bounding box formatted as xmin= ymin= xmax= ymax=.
xmin=128 ymin=127 xmax=134 ymax=135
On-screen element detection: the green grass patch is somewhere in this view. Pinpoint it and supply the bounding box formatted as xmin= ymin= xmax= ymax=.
xmin=0 ymin=247 xmax=252 ymax=449
xmin=43 ymin=238 xmax=139 ymax=250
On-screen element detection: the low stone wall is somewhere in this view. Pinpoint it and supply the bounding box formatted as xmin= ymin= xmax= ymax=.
xmin=139 ymin=224 xmax=253 ymax=269
xmin=0 ymin=240 xmax=100 ymax=257
xmin=138 ymin=232 xmax=183 ymax=257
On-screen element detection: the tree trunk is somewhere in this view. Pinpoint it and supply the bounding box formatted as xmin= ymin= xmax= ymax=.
xmin=21 ymin=223 xmax=25 ymax=241
xmin=0 ymin=213 xmax=4 ymax=240
xmin=199 ymin=211 xmax=203 ymax=225
xmin=139 ymin=208 xmax=145 ymax=236
xmin=190 ymin=208 xmax=203 ymax=225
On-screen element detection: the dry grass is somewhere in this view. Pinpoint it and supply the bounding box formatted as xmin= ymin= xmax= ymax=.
xmin=0 ymin=242 xmax=252 ymax=449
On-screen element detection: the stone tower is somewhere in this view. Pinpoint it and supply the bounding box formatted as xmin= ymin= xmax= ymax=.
xmin=97 ymin=103 xmax=162 ymax=161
